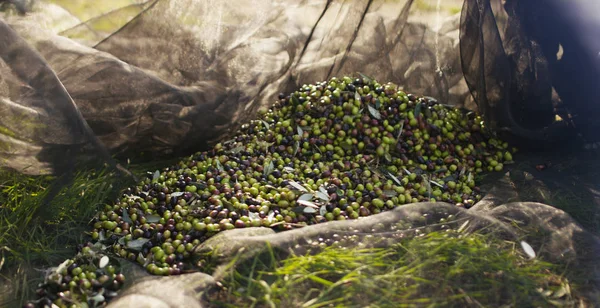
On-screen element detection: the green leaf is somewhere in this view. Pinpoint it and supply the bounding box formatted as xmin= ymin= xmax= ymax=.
xmin=216 ymin=160 xmax=224 ymax=173
xmin=297 ymin=199 xmax=319 ymax=208
xmin=264 ymin=160 xmax=274 ymax=177
xmin=146 ymin=214 xmax=161 ymax=223
xmin=298 ymin=193 xmax=314 ymax=201
xmin=414 ymin=102 xmax=422 ymax=118
xmin=288 ymin=181 xmax=308 ymax=192
xmin=368 ymin=105 xmax=381 ymax=120
xmin=320 ymin=205 xmax=327 ymax=216
xmin=297 ymin=126 xmax=303 ymax=137
xmin=291 ymin=94 xmax=300 ymax=106
xmin=315 ymin=191 xmax=329 ymax=202
xmin=152 ymin=170 xmax=160 ymax=181
xmin=261 ymin=120 xmax=271 ymax=130
xmin=303 ymin=207 xmax=317 ymax=214
xmin=127 ymin=238 xmax=150 ymax=252
xmin=387 ymin=172 xmax=402 ymax=186
xmin=122 ymin=209 xmax=133 ymax=224
xmin=375 ymin=98 xmax=381 ymax=109
xmin=358 ymin=72 xmax=373 ymax=83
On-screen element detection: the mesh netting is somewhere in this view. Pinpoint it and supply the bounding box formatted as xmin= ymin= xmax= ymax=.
xmin=1 ymin=1 xmax=599 ymax=307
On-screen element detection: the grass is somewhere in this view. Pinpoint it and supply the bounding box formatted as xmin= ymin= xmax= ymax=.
xmin=0 ymin=151 xmax=598 ymax=307
xmin=208 ymin=230 xmax=586 ymax=308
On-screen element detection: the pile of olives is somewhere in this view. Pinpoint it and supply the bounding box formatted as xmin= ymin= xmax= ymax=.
xmin=25 ymin=244 xmax=125 ymax=308
xmin=90 ymin=76 xmax=514 ymax=277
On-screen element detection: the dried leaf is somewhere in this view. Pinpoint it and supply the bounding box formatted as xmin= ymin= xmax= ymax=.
xmin=457 ymin=220 xmax=470 ymax=233
xmin=367 ymin=105 xmax=381 ymax=120
xmin=288 ymin=181 xmax=308 ymax=192
xmin=297 ymin=199 xmax=319 ymax=208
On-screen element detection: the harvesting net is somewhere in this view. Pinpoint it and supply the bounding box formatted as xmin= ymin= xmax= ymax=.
xmin=0 ymin=0 xmax=598 ymax=307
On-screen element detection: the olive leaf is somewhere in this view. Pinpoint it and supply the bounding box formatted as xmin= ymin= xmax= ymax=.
xmin=293 ymin=141 xmax=300 ymax=157
xmin=315 ymin=191 xmax=329 ymax=202
xmin=320 ymin=205 xmax=327 ymax=216
xmin=303 ymin=207 xmax=317 ymax=214
xmin=354 ymin=91 xmax=361 ymax=102
xmin=228 ymin=146 xmax=245 ymax=154
xmin=291 ymin=94 xmax=300 ymax=106
xmin=122 ymin=209 xmax=133 ymax=224
xmin=283 ymin=166 xmax=295 ymax=174
xmin=402 ymin=167 xmax=412 ymax=175
xmin=368 ymin=105 xmax=381 ymax=120
xmin=264 ymin=160 xmax=274 ymax=177
xmin=298 ymin=193 xmax=314 ymax=201
xmin=127 ymin=238 xmax=150 ymax=252
xmin=297 ymin=126 xmax=303 ymax=137
xmin=396 ymin=122 xmax=404 ymax=141
xmin=297 ymin=199 xmax=319 ymax=208
xmin=388 ymin=172 xmax=402 ymax=186
xmin=414 ymin=102 xmax=422 ymax=118
xmin=358 ymin=72 xmax=373 ymax=83
xmin=216 ymin=160 xmax=224 ymax=173
xmin=146 ymin=214 xmax=161 ymax=223
xmin=520 ymin=241 xmax=536 ymax=259
xmin=430 ymin=180 xmax=444 ymax=188
xmin=261 ymin=120 xmax=271 ymax=130
xmin=170 ymin=192 xmax=184 ymax=198
xmin=384 ymin=190 xmax=398 ymax=197
xmin=318 ymin=185 xmax=328 ymax=196
xmin=99 ymin=256 xmax=110 ymax=269
xmin=375 ymin=98 xmax=381 ymax=109
xmin=288 ymin=181 xmax=308 ymax=192
xmin=152 ymin=170 xmax=160 ymax=181
xmin=90 ymin=293 xmax=105 ymax=308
